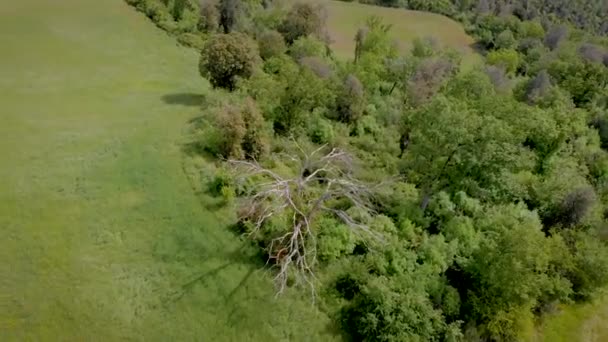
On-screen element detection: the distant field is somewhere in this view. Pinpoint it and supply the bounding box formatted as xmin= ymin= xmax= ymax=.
xmin=322 ymin=0 xmax=480 ymax=64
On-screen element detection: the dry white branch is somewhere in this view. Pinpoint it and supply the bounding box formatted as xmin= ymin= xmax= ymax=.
xmin=228 ymin=147 xmax=382 ymax=297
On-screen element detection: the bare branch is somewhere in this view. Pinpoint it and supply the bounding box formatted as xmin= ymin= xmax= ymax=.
xmin=227 ymin=147 xmax=383 ymax=296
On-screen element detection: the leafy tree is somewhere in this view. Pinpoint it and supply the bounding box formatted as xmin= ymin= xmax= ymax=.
xmin=463 ymin=204 xmax=571 ymax=341
xmin=219 ymin=0 xmax=239 ymax=33
xmin=495 ymin=29 xmax=516 ymax=50
xmin=579 ymin=43 xmax=605 ymax=64
xmin=407 ymin=58 xmax=456 ymax=106
xmin=257 ymin=30 xmax=286 ymax=60
xmin=199 ymin=32 xmax=260 ymax=89
xmin=524 ymin=69 xmax=552 ymax=104
xmin=544 ymin=25 xmax=568 ymax=50
xmin=278 ymin=2 xmax=328 ymax=44
xmin=198 ymin=0 xmax=219 ymax=32
xmin=172 ymin=0 xmax=187 ymax=21
xmin=486 ymin=48 xmax=520 ymax=74
xmin=289 ymin=35 xmax=327 ymax=60
xmin=337 ymin=74 xmax=366 ymax=123
xmin=544 ymin=187 xmax=596 ymax=228
xmin=547 ymin=57 xmax=608 ymax=106
xmin=230 ymin=147 xmax=380 ymax=293
xmin=298 ymin=56 xmax=332 ymax=79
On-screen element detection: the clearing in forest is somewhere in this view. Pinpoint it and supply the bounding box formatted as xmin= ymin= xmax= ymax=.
xmin=323 ymin=0 xmax=480 ymax=64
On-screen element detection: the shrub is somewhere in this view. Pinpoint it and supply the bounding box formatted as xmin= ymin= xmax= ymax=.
xmin=411 ymin=37 xmax=438 ymax=58
xmin=213 ymin=103 xmax=246 ymax=158
xmin=278 ymin=2 xmax=328 ymax=44
xmin=199 ymin=32 xmax=260 ymax=89
xmin=257 ymin=30 xmax=286 ymax=60
xmin=308 ymin=113 xmax=335 ymax=144
xmin=240 ymin=98 xmax=270 ymax=159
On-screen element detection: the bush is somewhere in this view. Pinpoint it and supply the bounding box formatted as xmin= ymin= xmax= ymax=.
xmin=212 ymin=103 xmax=246 ymax=158
xmin=411 ymin=37 xmax=438 ymax=58
xmin=240 ymin=98 xmax=270 ymax=159
xmin=199 ymin=32 xmax=261 ymax=89
xmin=308 ymin=112 xmax=335 ymax=144
xmin=257 ymin=30 xmax=286 ymax=60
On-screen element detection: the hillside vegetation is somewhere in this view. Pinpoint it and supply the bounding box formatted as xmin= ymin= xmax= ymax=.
xmin=4 ymin=0 xmax=608 ymax=340
xmin=125 ymin=0 xmax=608 ymax=340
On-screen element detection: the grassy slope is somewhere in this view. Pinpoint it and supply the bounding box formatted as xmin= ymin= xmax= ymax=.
xmin=0 ymin=0 xmax=333 ymax=340
xmin=323 ymin=0 xmax=480 ymax=66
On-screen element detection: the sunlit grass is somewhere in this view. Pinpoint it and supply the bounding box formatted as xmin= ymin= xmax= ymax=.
xmin=0 ymin=0 xmax=334 ymax=340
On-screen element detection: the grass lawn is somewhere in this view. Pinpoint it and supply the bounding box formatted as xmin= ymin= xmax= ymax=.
xmin=0 ymin=0 xmax=333 ymax=340
xmin=322 ymin=0 xmax=481 ymax=66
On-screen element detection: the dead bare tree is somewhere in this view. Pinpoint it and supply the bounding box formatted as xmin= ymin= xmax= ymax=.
xmin=228 ymin=145 xmax=381 ymax=299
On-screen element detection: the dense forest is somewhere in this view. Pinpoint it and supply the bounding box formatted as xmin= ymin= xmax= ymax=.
xmin=127 ymin=0 xmax=608 ymax=340
xmin=369 ymin=0 xmax=608 ymax=36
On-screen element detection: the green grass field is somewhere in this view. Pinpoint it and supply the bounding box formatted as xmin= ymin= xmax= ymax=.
xmin=0 ymin=0 xmax=334 ymax=340
xmin=322 ymin=0 xmax=480 ymax=65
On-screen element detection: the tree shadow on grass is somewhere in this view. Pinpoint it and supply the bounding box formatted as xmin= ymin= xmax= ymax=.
xmin=162 ymin=243 xmax=265 ymax=305
xmin=162 ymin=93 xmax=206 ymax=107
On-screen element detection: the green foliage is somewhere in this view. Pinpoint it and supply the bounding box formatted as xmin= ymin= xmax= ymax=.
xmin=199 ymin=32 xmax=261 ymax=89
xmin=307 ymin=111 xmax=335 ymax=144
xmin=278 ymin=2 xmax=328 ymax=44
xmin=336 ymin=74 xmax=366 ymax=123
xmin=495 ymin=29 xmax=516 ymax=50
xmin=546 ymin=57 xmax=608 ymax=106
xmin=486 ymin=48 xmax=520 ymax=74
xmin=257 ymin=30 xmax=286 ymax=60
xmin=289 ymin=35 xmax=327 ymax=60
xmin=198 ymin=0 xmax=219 ymax=32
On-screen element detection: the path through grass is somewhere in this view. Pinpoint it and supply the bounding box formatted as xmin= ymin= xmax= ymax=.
xmin=0 ymin=0 xmax=332 ymax=340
